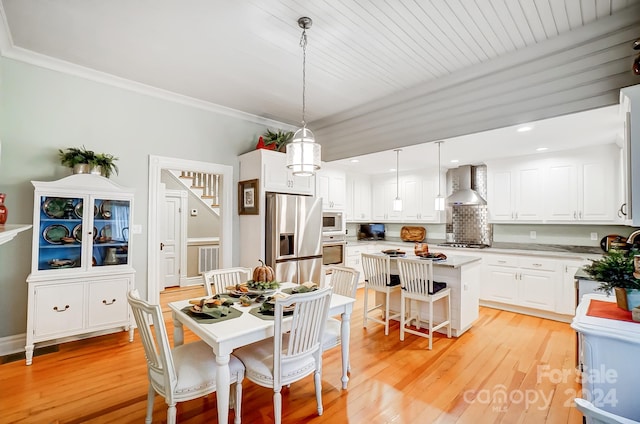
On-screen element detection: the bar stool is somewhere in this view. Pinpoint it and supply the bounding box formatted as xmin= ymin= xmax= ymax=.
xmin=361 ymin=253 xmax=401 ymax=336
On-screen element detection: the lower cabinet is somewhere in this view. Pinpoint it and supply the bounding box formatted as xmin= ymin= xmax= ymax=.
xmin=25 ymin=274 xmax=134 ymax=365
xmin=345 ymin=244 xmax=371 ymax=284
xmin=482 ymin=254 xmax=559 ymax=313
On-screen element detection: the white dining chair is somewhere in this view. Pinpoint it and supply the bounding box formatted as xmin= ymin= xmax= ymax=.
xmin=233 ymin=288 xmax=332 ymax=424
xmin=322 ymin=266 xmax=359 ymax=353
xmin=396 ymin=257 xmax=451 ymax=350
xmin=574 ymin=398 xmax=638 ymax=424
xmin=361 ymin=253 xmax=401 ymax=336
xmin=127 ymin=289 xmax=245 ymax=424
xmin=203 ymin=267 xmax=252 ymax=296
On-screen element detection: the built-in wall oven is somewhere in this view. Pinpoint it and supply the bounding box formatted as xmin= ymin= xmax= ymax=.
xmin=322 ymin=233 xmax=346 ymax=266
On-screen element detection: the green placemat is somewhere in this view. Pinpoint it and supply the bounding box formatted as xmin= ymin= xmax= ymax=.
xmin=181 ymin=305 xmax=242 ymax=323
xmin=249 ymin=304 xmax=296 ymax=321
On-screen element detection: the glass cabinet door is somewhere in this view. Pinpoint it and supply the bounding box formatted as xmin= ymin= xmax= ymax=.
xmin=37 ymin=196 xmax=85 ymax=271
xmin=92 ymin=198 xmax=130 ymax=268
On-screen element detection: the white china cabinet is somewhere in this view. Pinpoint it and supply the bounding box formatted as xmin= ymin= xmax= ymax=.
xmin=25 ymin=174 xmax=135 ymax=365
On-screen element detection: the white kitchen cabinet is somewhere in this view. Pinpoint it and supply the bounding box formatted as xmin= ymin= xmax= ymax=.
xmin=545 ymin=145 xmax=619 ymax=223
xmin=345 ymin=244 xmax=372 ymax=284
xmin=346 ymin=173 xmax=371 ymax=221
xmin=371 ymin=177 xmax=402 ymax=221
xmin=243 ymin=149 xmax=315 ymax=195
xmin=401 ymin=171 xmax=441 ymax=222
xmin=487 ymin=161 xmax=544 ymax=222
xmin=556 ymin=259 xmax=588 ymax=315
xmin=316 ymin=167 xmax=346 ymax=210
xmin=482 ymin=254 xmax=558 ymax=312
xmin=26 ymin=174 xmax=135 ymax=365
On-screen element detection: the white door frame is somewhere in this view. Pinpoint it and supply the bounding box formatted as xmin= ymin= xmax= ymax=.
xmin=148 ymin=155 xmax=233 ymax=304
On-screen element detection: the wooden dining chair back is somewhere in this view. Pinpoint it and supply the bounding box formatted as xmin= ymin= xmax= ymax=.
xmin=325 ymin=265 xmax=359 ymax=298
xmin=574 ymin=398 xmax=637 ymax=424
xmin=396 ymin=257 xmax=451 ymax=350
xmin=322 ymin=266 xmax=358 ymax=366
xmin=203 ymin=267 xmax=252 ymax=296
xmin=234 ymin=288 xmax=332 ymax=424
xmin=361 ymin=253 xmax=401 ymax=336
xmin=127 ymin=289 xmax=245 ymax=424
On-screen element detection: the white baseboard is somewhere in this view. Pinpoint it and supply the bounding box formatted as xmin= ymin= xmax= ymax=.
xmin=0 ymin=333 xmax=27 ymax=356
xmin=479 ymin=300 xmax=572 ymax=323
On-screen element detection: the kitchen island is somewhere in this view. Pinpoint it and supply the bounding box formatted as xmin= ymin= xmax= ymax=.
xmin=374 ymin=254 xmax=482 ymax=337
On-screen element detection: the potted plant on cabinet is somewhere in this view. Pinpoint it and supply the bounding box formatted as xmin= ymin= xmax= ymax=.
xmin=584 ymin=248 xmax=640 ymax=310
xmin=90 ymin=153 xmax=119 ymax=178
xmin=58 ymin=147 xmax=119 ymax=178
xmin=261 ymin=129 xmax=294 ymax=152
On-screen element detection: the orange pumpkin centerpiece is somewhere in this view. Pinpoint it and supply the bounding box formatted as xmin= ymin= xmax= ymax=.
xmin=253 ymin=259 xmax=275 ymax=283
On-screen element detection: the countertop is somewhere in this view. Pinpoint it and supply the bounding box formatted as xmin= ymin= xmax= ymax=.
xmin=373 ymin=253 xmax=481 ymax=269
xmin=348 ymin=237 xmax=604 ymax=259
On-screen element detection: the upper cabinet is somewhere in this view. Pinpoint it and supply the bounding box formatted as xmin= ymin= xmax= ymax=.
xmin=29 ymin=174 xmax=134 ymax=277
xmin=487 ymin=161 xmax=545 ymax=222
xmin=241 ymin=149 xmax=314 ymax=196
xmin=545 ymin=145 xmax=619 ymax=223
xmin=369 ymin=170 xmax=442 ymax=223
xmin=487 ymin=144 xmax=622 ymax=224
xmin=316 ymin=167 xmax=346 ymax=210
xmin=346 ymin=173 xmax=371 ymax=221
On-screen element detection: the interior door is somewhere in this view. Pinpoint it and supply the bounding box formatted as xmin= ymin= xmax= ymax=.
xmin=161 ymin=191 xmax=183 ymax=288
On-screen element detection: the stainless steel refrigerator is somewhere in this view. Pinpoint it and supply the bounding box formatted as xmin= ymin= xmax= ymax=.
xmin=265 ymin=192 xmax=322 ymax=285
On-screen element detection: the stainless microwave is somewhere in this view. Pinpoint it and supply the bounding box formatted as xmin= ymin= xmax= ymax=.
xmin=322 ymin=211 xmax=344 ymax=234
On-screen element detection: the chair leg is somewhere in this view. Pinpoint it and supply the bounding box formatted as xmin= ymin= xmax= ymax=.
xmin=314 ymin=368 xmax=324 ymax=416
xmin=384 ymin=291 xmax=390 ymax=336
xmin=145 ymin=384 xmax=154 ymax=424
xmin=363 ymin=287 xmax=368 ymax=329
xmin=400 ymin=295 xmax=406 ymax=341
xmin=428 ymin=300 xmax=434 ymax=350
xmin=234 ymin=379 xmax=243 ymax=424
xmin=274 ymin=388 xmax=282 ymax=424
xmin=447 ymin=294 xmax=452 ymax=338
xmin=167 ymin=403 xmax=177 ymax=424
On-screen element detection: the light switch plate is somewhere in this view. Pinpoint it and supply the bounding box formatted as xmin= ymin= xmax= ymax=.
xmin=530 ymin=231 xmax=536 ymax=239
xmin=591 ymin=232 xmax=598 ymax=241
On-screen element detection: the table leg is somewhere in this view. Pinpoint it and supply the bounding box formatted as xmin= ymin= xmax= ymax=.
xmin=172 ymin=313 xmax=184 ymax=347
xmin=340 ymin=310 xmax=351 ymax=389
xmin=216 ymin=353 xmax=231 ymax=424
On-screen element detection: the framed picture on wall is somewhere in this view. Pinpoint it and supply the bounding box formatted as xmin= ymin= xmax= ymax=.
xmin=238 ymin=179 xmax=259 ymax=215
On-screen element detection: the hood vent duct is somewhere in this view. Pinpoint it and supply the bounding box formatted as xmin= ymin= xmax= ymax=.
xmin=446 ymin=165 xmax=487 ymax=206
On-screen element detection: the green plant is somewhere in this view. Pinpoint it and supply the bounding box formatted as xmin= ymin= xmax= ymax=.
xmin=90 ymin=153 xmax=119 ymax=178
xmin=58 ymin=146 xmax=95 ymax=167
xmin=262 ymin=129 xmax=294 ymax=151
xmin=584 ymin=249 xmax=640 ymax=295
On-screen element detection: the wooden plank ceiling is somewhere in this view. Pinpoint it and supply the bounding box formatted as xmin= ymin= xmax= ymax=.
xmin=1 ymin=0 xmax=639 ymax=159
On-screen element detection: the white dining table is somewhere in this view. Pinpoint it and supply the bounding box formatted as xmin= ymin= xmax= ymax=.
xmin=167 ymin=283 xmax=355 ymax=424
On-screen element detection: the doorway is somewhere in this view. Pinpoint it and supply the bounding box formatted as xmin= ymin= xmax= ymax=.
xmin=148 ymin=155 xmax=233 ymax=304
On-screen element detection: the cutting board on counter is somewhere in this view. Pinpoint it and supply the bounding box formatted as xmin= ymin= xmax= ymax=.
xmin=400 ymin=226 xmax=426 ymax=242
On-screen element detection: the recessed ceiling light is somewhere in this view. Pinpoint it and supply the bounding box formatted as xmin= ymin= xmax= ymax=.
xmin=350 ymin=159 xmax=359 ymax=163
xmin=536 ymin=147 xmax=548 ymax=152
xmin=450 ymin=159 xmax=459 ymax=163
xmin=517 ymin=126 xmax=533 ymax=132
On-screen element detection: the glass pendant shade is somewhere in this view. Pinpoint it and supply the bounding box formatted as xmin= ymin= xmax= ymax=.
xmin=286 ymin=126 xmax=321 ymax=176
xmin=393 ymin=198 xmax=403 ymax=212
xmin=434 ymin=195 xmax=445 ymax=211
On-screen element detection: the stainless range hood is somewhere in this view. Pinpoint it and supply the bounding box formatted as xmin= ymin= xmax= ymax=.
xmin=446 ymin=165 xmax=487 ymax=206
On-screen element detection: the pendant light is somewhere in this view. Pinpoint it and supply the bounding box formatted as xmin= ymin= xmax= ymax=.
xmin=286 ymin=17 xmax=321 ymax=177
xmin=434 ymin=141 xmax=445 ymax=211
xmin=392 ymin=149 xmax=403 ymax=211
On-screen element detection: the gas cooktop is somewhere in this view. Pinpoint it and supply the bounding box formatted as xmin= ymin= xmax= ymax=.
xmin=437 ymin=243 xmax=490 ymax=249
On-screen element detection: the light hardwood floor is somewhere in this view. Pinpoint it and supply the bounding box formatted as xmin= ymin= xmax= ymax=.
xmin=1 ymin=286 xmax=584 ymax=423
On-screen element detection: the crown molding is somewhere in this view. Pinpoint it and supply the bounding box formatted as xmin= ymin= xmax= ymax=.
xmin=0 ymin=3 xmax=294 ymax=131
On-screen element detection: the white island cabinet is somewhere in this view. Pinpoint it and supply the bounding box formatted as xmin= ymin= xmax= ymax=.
xmin=572 ymin=294 xmax=640 ymax=421
xmin=376 ymin=255 xmax=482 ymax=337
xmin=25 ymin=174 xmax=135 ymax=365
